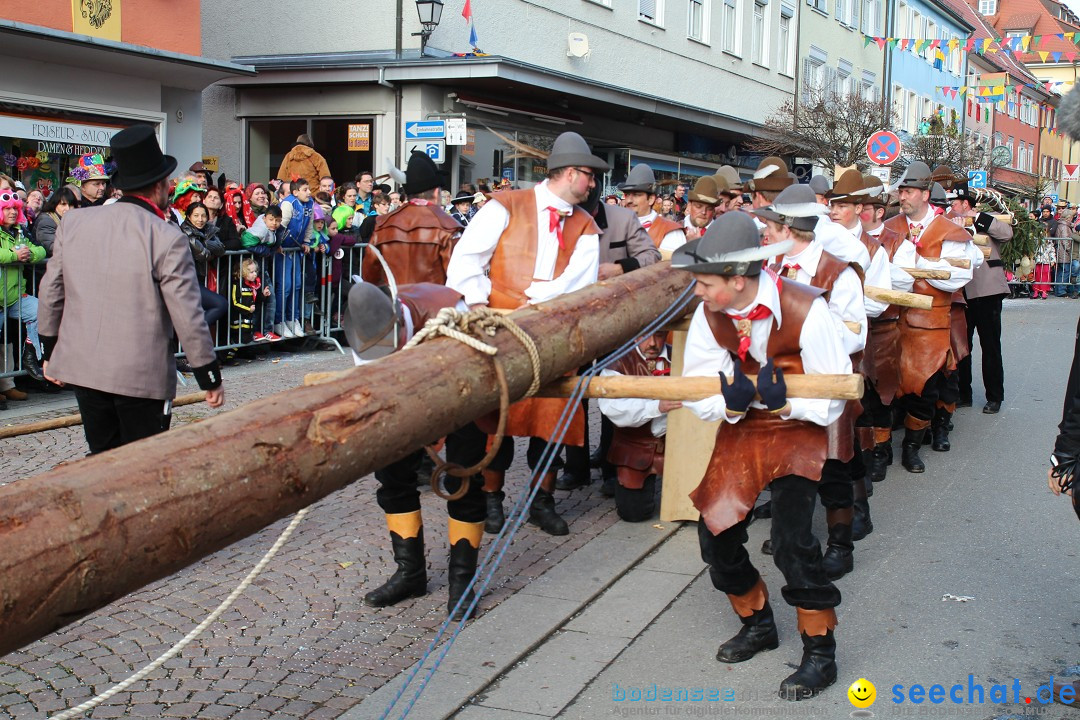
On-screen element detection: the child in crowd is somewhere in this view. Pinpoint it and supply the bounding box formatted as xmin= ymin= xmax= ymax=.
xmin=303 ymin=205 xmax=332 ymax=331
xmin=232 ymin=258 xmax=274 ymax=343
xmin=240 ymin=204 xmax=284 ymax=340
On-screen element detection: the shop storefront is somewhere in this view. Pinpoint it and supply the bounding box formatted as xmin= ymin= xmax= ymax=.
xmin=247 ymin=117 xmax=377 ymax=186
xmin=0 ymin=108 xmax=146 ymax=197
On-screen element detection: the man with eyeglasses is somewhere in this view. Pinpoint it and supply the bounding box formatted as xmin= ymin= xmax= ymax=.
xmin=446 ymin=131 xmax=607 ymax=537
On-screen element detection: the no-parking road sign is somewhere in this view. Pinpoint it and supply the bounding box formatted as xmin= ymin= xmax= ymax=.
xmin=866 ymin=130 xmax=902 ymax=166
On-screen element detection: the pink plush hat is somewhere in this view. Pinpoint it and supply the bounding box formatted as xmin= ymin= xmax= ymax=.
xmin=0 ymin=190 xmax=27 ymax=225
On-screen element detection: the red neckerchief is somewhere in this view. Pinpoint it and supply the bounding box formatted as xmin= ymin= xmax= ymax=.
xmin=126 ymin=195 xmax=167 ymax=221
xmin=649 ymin=357 xmax=670 ymax=376
xmin=546 ymin=206 xmax=569 ymax=249
xmin=781 ymin=262 xmax=801 ymax=279
xmin=725 ymin=271 xmax=782 ymax=362
xmin=244 ymin=276 xmax=262 ymax=292
xmin=908 ymin=221 xmax=925 ymax=249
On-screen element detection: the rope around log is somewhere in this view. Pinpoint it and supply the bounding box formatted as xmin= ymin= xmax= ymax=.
xmin=402 ymin=307 xmax=543 ymax=502
xmin=48 ymin=506 xmax=310 ymax=720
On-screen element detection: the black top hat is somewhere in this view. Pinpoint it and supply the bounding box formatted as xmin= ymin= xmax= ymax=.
xmin=110 ymin=125 xmax=177 ymax=191
xmin=403 ymin=151 xmax=445 ymax=196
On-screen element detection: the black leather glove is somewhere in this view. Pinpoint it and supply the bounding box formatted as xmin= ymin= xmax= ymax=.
xmin=719 ymin=360 xmax=756 ymax=415
xmin=757 ymin=359 xmax=788 ymax=413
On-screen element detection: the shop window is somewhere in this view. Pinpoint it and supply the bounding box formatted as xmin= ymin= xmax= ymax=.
xmin=0 ymin=109 xmax=138 ymax=199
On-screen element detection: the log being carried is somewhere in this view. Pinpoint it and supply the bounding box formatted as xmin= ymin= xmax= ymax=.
xmin=0 ymin=260 xmax=697 ymax=658
xmin=671 ymin=211 xmax=851 ymax=701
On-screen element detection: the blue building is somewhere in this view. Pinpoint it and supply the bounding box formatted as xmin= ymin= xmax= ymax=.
xmin=886 ymin=0 xmax=973 ymax=139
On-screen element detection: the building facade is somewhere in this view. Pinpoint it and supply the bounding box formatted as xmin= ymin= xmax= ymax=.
xmin=0 ymin=0 xmax=251 ymax=195
xmin=200 ymin=0 xmax=799 ymax=190
xmin=888 ymin=0 xmax=972 ymax=138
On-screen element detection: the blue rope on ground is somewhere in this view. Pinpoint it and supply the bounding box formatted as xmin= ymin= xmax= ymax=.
xmin=379 ymin=283 xmax=698 ymax=720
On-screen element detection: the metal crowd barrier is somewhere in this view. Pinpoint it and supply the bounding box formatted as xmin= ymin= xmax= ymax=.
xmin=0 ymin=261 xmax=45 ymax=380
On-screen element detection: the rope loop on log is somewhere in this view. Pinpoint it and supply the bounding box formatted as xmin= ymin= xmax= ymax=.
xmin=402 ymin=306 xmax=543 ymax=501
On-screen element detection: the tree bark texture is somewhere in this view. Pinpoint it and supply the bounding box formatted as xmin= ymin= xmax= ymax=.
xmin=0 ymin=262 xmax=692 ymax=657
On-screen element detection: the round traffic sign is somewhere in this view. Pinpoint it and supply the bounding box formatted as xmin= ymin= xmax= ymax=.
xmin=866 ymin=130 xmax=902 ymax=166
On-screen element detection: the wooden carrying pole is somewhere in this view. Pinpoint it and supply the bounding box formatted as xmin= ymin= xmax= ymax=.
xmin=0 ymin=392 xmax=208 ymax=440
xmin=0 ymin=262 xmax=693 ymax=658
xmin=901 ymin=268 xmax=952 ymax=280
xmin=537 ymin=374 xmax=864 ymax=402
xmin=864 ymin=286 xmax=933 ymax=310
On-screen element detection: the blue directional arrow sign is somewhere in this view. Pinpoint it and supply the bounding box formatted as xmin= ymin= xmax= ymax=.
xmin=405 ymin=120 xmax=446 ymax=139
xmin=967 ymin=170 xmax=987 ymax=189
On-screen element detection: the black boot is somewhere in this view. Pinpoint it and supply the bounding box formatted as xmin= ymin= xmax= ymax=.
xmin=852 ymin=497 xmax=873 ymax=541
xmin=716 ymin=604 xmax=779 ymax=663
xmin=556 ymin=446 xmax=592 ymax=490
xmin=21 ymin=344 xmax=44 ymax=382
xmin=483 ymin=491 xmax=505 ymax=534
xmin=528 ymin=489 xmax=569 ymax=536
xmin=447 ymin=537 xmax=480 ymax=621
xmin=364 ymin=528 xmax=427 ymax=607
xmin=901 ymin=428 xmax=926 ymax=473
xmin=599 ymin=468 xmax=618 ymax=498
xmin=869 ymin=441 xmax=890 ymax=482
xmin=779 ymin=630 xmax=837 ymax=700
xmin=821 ymin=508 xmax=854 ymax=580
xmin=931 ymin=408 xmax=952 ymax=452
xmin=589 ymin=445 xmax=604 ymax=468
xmin=860 ymin=451 xmax=874 ymax=497
xmin=615 ymin=475 xmax=656 ymax=522
xmin=761 ymin=538 xmax=773 ymax=555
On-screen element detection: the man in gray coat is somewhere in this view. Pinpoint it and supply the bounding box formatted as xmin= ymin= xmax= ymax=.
xmin=38 ymin=125 xmax=224 ymax=454
xmin=952 ymin=183 xmax=1012 ymax=414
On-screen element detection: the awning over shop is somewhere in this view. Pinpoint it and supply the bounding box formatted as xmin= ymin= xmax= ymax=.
xmin=0 ymin=20 xmax=255 ymax=91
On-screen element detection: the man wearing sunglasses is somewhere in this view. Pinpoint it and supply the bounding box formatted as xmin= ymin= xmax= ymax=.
xmin=445 ymin=131 xmax=607 ymax=537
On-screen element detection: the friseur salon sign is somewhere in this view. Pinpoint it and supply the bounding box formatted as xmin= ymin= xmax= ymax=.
xmin=0 ymin=114 xmax=126 ymax=148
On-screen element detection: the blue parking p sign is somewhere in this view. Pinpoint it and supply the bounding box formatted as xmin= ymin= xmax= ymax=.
xmin=967 ymin=170 xmax=988 ymax=189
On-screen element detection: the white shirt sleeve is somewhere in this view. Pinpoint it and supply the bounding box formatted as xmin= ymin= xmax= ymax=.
xmin=525 ymin=234 xmax=599 ymax=303
xmin=789 ymin=298 xmax=852 ymax=426
xmin=681 ymin=304 xmax=739 ymax=424
xmin=966 ymin=236 xmax=985 ymax=270
xmin=597 ymin=367 xmax=664 ymax=431
xmin=862 ymin=246 xmax=892 ymax=319
xmin=828 ymin=267 xmax=868 ymax=355
xmin=918 ymin=238 xmax=973 ymax=292
xmin=445 ymin=200 xmax=509 ymax=305
xmin=659 ymin=230 xmax=686 ymax=252
xmin=889 ymin=239 xmax=917 ymax=293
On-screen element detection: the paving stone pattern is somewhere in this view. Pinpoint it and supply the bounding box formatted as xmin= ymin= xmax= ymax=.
xmin=0 ymin=348 xmax=620 ymax=719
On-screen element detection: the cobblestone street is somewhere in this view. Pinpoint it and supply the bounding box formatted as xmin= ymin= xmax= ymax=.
xmin=0 ymin=346 xmax=621 ymax=719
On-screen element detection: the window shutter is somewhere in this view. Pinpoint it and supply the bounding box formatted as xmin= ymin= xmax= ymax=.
xmin=640 ymin=0 xmax=656 ymax=19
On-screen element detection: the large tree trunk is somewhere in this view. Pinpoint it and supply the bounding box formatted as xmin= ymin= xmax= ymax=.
xmin=0 ymin=262 xmax=692 ymax=658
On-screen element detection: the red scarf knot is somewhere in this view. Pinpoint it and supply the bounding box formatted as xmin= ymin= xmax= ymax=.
xmin=546 ymin=206 xmax=570 ymax=249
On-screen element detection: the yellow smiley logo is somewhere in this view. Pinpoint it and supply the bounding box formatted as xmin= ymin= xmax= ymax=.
xmin=848 ymin=678 xmax=876 ymax=708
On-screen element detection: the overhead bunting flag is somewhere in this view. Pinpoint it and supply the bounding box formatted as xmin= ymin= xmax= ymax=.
xmin=863 ymin=30 xmax=1080 ymax=58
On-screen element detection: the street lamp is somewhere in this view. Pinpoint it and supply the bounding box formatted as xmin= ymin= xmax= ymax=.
xmin=414 ymin=0 xmax=444 ymax=55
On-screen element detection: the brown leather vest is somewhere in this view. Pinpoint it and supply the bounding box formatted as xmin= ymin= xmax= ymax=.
xmin=770 ymin=249 xmax=858 ymax=461
xmin=645 ymin=216 xmax=684 ymax=249
xmin=692 ymin=279 xmax=832 ymax=535
xmin=487 ymin=188 xmax=600 ymax=309
xmin=398 ymin=283 xmax=464 ymax=331
xmin=885 ymin=213 xmax=971 ymax=395
xmin=873 ymin=224 xmax=905 ymax=321
xmin=606 ymin=351 xmax=667 ymax=489
xmin=362 ymin=203 xmax=462 ymax=286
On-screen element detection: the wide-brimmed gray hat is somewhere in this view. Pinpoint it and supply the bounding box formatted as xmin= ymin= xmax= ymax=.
xmin=714 ymin=165 xmax=743 ymax=194
xmin=343 ymin=283 xmax=400 ymax=356
xmin=671 ymin=211 xmax=793 ymax=276
xmin=929 ymin=182 xmax=948 ymax=208
xmin=808 ymin=175 xmax=832 ymax=196
xmin=618 ymin=163 xmax=657 ymax=193
xmin=892 ymin=161 xmax=933 ymax=191
xmin=546 ymin=131 xmax=610 ymax=172
xmin=751 ymin=184 xmax=827 ymax=231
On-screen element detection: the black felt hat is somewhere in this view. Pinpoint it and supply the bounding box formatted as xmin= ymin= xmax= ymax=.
xmin=110 ymin=125 xmax=177 ymax=191
xmin=403 ymin=151 xmax=445 ymax=196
